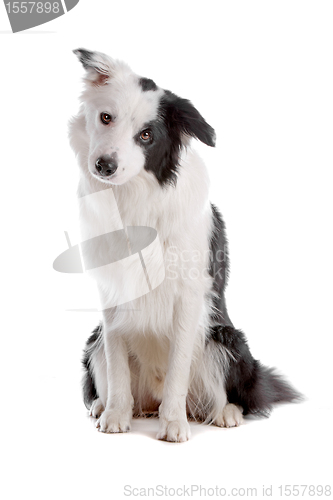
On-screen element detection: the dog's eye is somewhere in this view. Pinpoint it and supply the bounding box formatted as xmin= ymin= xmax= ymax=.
xmin=140 ymin=129 xmax=152 ymax=141
xmin=100 ymin=113 xmax=112 ymax=125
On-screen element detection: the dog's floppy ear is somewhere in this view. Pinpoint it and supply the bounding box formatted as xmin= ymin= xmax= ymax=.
xmin=161 ymin=91 xmax=216 ymax=147
xmin=73 ymin=48 xmax=113 ymax=86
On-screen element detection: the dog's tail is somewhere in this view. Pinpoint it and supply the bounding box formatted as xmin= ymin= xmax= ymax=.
xmin=211 ymin=325 xmax=302 ymax=416
xmin=82 ymin=324 xmax=102 ymax=409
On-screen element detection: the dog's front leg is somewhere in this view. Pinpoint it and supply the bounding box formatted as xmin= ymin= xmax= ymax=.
xmin=157 ymin=301 xmax=201 ymax=443
xmin=96 ymin=316 xmax=133 ymax=433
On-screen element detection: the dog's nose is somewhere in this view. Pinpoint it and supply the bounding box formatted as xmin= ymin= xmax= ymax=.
xmin=95 ymin=155 xmax=118 ymax=177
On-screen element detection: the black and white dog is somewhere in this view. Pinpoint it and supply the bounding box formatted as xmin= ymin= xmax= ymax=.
xmin=69 ymin=49 xmax=299 ymax=442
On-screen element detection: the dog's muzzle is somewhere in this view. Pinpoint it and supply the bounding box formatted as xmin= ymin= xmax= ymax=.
xmin=95 ymin=154 xmax=118 ymax=177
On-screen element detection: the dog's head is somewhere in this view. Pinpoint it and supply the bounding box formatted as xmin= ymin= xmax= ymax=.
xmin=72 ymin=49 xmax=216 ymax=186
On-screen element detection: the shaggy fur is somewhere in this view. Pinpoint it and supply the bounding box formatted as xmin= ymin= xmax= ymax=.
xmin=69 ymin=49 xmax=300 ymax=442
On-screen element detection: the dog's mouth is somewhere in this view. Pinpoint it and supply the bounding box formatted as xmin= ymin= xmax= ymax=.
xmin=91 ymin=170 xmax=117 ymax=184
xmin=91 ymin=169 xmax=131 ymax=186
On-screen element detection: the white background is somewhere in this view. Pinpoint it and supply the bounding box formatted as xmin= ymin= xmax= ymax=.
xmin=1 ymin=1 xmax=332 ymax=499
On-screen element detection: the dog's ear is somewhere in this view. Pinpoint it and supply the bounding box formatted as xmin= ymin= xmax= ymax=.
xmin=73 ymin=48 xmax=113 ymax=86
xmin=161 ymin=91 xmax=216 ymax=147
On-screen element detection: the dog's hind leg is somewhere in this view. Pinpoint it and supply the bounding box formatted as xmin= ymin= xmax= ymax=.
xmin=89 ymin=398 xmax=105 ymax=418
xmin=214 ymin=404 xmax=243 ymax=428
xmin=210 ymin=325 xmax=301 ymax=417
xmin=188 ymin=338 xmax=236 ymax=424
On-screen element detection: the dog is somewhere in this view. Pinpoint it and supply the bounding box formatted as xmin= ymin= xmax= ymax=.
xmin=69 ymin=49 xmax=300 ymax=442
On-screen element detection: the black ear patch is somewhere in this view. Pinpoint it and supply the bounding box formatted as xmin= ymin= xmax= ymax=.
xmin=73 ymin=48 xmax=95 ymax=70
xmin=73 ymin=49 xmax=111 ymax=79
xmin=160 ymin=90 xmax=216 ymax=147
xmin=73 ymin=48 xmax=110 ymax=86
xmin=139 ymin=77 xmax=158 ymax=92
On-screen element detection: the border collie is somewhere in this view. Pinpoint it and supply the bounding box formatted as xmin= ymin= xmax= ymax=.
xmin=69 ymin=49 xmax=300 ymax=442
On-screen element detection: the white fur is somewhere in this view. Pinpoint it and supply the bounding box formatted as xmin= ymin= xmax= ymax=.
xmin=70 ymin=52 xmax=237 ymax=442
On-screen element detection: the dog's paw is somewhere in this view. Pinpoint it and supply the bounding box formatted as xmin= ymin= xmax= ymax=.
xmin=214 ymin=403 xmax=243 ymax=428
xmin=157 ymin=418 xmax=191 ymax=443
xmin=96 ymin=409 xmax=132 ymax=433
xmin=89 ymin=398 xmax=105 ymax=418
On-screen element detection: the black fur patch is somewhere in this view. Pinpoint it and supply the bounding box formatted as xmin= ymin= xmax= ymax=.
xmin=137 ymin=90 xmax=216 ymax=186
xmin=209 ymin=204 xmax=233 ymax=327
xmin=160 ymin=91 xmax=216 ymax=147
xmin=134 ymin=117 xmax=179 ymax=186
xmin=139 ymin=77 xmax=158 ymax=92
xmin=73 ymin=48 xmax=94 ymax=70
xmin=82 ymin=323 xmax=102 ymax=408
